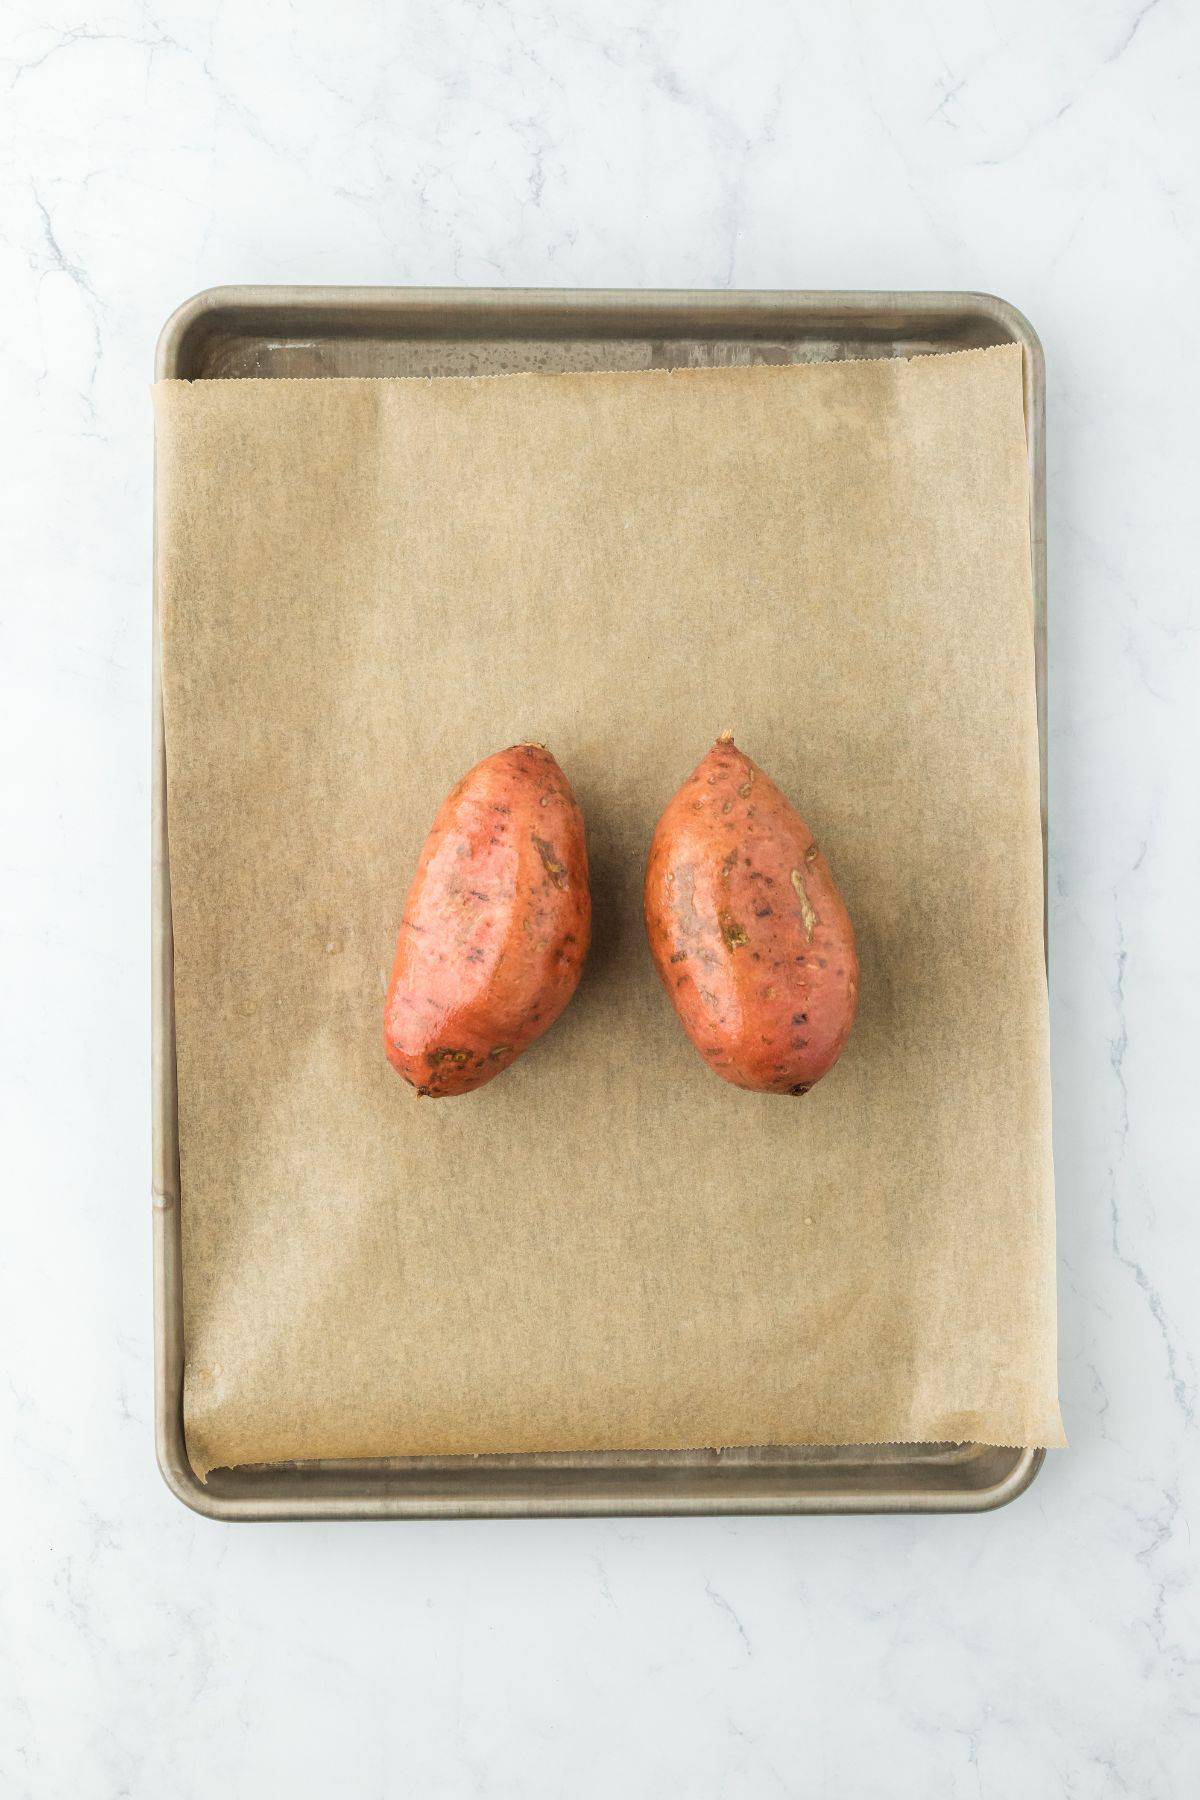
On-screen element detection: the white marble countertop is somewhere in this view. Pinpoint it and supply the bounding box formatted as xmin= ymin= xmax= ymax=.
xmin=3 ymin=1 xmax=1198 ymax=1793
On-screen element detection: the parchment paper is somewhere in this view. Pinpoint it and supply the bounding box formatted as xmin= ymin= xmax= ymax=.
xmin=155 ymin=345 xmax=1064 ymax=1476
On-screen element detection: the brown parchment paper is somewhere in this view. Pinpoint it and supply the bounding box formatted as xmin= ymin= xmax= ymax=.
xmin=155 ymin=345 xmax=1064 ymax=1477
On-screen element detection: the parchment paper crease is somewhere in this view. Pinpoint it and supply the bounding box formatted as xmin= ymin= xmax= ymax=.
xmin=154 ymin=345 xmax=1064 ymax=1476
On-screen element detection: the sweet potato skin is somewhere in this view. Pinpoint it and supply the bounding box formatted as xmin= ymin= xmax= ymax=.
xmin=644 ymin=737 xmax=858 ymax=1094
xmin=384 ymin=745 xmax=590 ymax=1096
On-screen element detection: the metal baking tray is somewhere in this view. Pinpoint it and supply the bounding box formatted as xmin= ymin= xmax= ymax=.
xmin=154 ymin=286 xmax=1047 ymax=1519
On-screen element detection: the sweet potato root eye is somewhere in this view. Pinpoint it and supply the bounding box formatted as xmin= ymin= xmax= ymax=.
xmin=644 ymin=736 xmax=858 ymax=1095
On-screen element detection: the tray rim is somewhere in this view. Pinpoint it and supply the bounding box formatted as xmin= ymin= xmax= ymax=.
xmin=153 ymin=285 xmax=1048 ymax=1521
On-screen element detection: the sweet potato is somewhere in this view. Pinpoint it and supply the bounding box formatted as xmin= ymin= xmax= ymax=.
xmin=644 ymin=734 xmax=858 ymax=1094
xmin=384 ymin=744 xmax=590 ymax=1096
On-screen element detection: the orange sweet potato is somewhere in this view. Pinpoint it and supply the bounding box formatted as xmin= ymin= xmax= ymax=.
xmin=384 ymin=744 xmax=590 ymax=1096
xmin=644 ymin=734 xmax=858 ymax=1094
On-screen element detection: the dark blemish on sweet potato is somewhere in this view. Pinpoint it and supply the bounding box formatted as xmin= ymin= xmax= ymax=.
xmin=805 ymin=843 xmax=819 ymax=863
xmin=792 ymin=1012 xmax=808 ymax=1024
xmin=721 ymin=799 xmax=734 ymax=815
xmin=790 ymin=1083 xmax=813 ymax=1096
xmin=489 ymin=1044 xmax=512 ymax=1059
xmin=670 ymin=950 xmax=688 ymax=963
xmin=721 ymin=848 xmax=737 ymax=878
xmin=718 ymin=909 xmax=748 ymax=951
xmin=532 ymin=836 xmax=567 ymax=888
xmin=470 ymin=889 xmax=488 ymax=902
xmin=491 ymin=802 xmax=511 ymax=814
xmin=738 ymin=779 xmax=753 ymax=798
xmin=754 ymin=906 xmax=772 ymax=919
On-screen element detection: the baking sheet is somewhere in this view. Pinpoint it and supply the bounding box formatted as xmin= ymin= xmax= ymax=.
xmin=155 ymin=339 xmax=1063 ymax=1479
